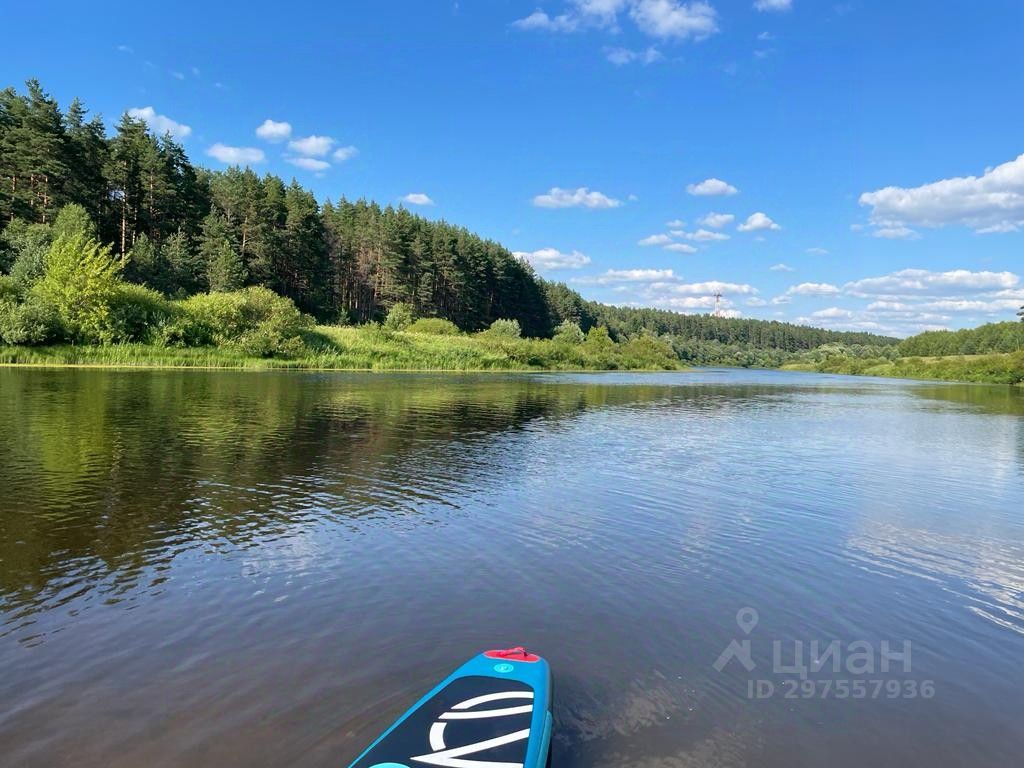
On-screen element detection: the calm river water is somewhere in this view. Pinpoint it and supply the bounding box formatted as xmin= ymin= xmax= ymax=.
xmin=1 ymin=368 xmax=1023 ymax=767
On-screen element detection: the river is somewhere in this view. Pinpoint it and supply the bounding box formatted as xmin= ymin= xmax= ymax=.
xmin=1 ymin=368 xmax=1022 ymax=767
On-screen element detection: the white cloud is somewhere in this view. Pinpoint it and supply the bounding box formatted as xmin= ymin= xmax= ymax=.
xmin=589 ymin=268 xmax=677 ymax=283
xmin=664 ymin=243 xmax=698 ymax=253
xmin=170 ymin=71 xmax=185 ymax=81
xmin=738 ymin=212 xmax=781 ymax=232
xmin=859 ymin=153 xmax=1024 ymax=234
xmin=917 ymin=298 xmax=1023 ymax=313
xmin=514 ymin=247 xmax=591 ymax=271
xmin=533 ymin=186 xmax=622 ymax=208
xmin=844 ymin=268 xmax=1019 ymax=297
xmin=683 ymin=228 xmax=730 ymax=241
xmin=512 ymin=10 xmax=578 ymax=32
xmin=630 ymin=0 xmax=719 ymax=40
xmin=666 ymin=218 xmax=686 ymax=227
xmin=575 ymin=0 xmax=631 ymax=26
xmin=126 ymin=106 xmax=192 ymax=140
xmin=664 ymin=280 xmax=757 ymax=295
xmin=288 ymin=135 xmax=335 ymax=157
xmin=770 ymin=263 xmax=794 ymax=272
xmin=872 ymin=226 xmax=919 ymax=240
xmin=754 ymin=0 xmax=792 ymax=11
xmin=687 ymin=177 xmax=738 ymax=196
xmin=698 ymin=212 xmax=734 ymax=228
xmin=811 ymin=307 xmax=853 ymax=319
xmin=806 ymin=247 xmax=829 ymax=255
xmin=402 ymin=193 xmax=435 ymax=206
xmin=757 ymin=31 xmax=775 ymax=40
xmin=746 ymin=297 xmax=768 ymax=306
xmin=287 ymin=156 xmax=330 ymax=172
xmin=771 ymin=295 xmax=792 ymax=305
xmin=117 ymin=44 xmax=134 ymax=54
xmin=333 ymin=145 xmax=359 ymax=162
xmin=786 ymin=282 xmax=840 ymax=296
xmin=256 ymin=119 xmax=292 ymax=142
xmin=206 ymin=144 xmax=265 ymax=165
xmin=605 ymin=46 xmax=664 ymax=65
xmin=639 ymin=233 xmax=673 ymax=246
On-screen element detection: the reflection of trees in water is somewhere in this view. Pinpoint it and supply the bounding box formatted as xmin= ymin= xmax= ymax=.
xmin=0 ymin=370 xmax=702 ymax=619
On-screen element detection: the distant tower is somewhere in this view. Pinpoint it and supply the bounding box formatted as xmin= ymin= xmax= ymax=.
xmin=713 ymin=292 xmax=723 ymax=318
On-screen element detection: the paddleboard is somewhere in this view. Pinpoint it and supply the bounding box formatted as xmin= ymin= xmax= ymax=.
xmin=345 ymin=647 xmax=552 ymax=768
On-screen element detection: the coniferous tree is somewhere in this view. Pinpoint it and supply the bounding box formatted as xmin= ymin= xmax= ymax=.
xmin=201 ymin=212 xmax=245 ymax=292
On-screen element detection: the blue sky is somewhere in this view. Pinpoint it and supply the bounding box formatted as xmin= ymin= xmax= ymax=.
xmin=5 ymin=0 xmax=1024 ymax=336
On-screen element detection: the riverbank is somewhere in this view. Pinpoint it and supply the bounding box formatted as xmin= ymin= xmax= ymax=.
xmin=782 ymin=351 xmax=1024 ymax=385
xmin=0 ymin=324 xmax=683 ymax=372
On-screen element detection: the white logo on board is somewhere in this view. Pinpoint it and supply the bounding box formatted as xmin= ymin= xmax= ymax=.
xmin=411 ymin=690 xmax=534 ymax=768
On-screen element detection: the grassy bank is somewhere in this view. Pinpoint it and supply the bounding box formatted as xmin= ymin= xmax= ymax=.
xmin=782 ymin=351 xmax=1024 ymax=385
xmin=0 ymin=323 xmax=684 ymax=372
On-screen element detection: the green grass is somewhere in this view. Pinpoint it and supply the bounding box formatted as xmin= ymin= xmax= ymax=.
xmin=781 ymin=351 xmax=1024 ymax=385
xmin=0 ymin=323 xmax=684 ymax=372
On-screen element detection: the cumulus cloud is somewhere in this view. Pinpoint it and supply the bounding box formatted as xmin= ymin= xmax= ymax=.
xmin=517 ymin=0 xmax=718 ymax=41
xmin=683 ymin=228 xmax=730 ymax=241
xmin=754 ymin=0 xmax=792 ymax=11
xmin=288 ymin=135 xmax=335 ymax=157
xmin=663 ymin=280 xmax=757 ymax=295
xmin=666 ymin=219 xmax=686 ymax=227
xmin=512 ymin=10 xmax=578 ymax=31
xmin=629 ymin=0 xmax=719 ymax=40
xmin=810 ymin=307 xmax=854 ymax=319
xmin=514 ymin=247 xmax=591 ymax=271
xmin=639 ymin=234 xmax=673 ymax=246
xmin=333 ymin=145 xmax=359 ymax=162
xmin=585 ymin=268 xmax=677 ymax=284
xmin=605 ymin=46 xmax=664 ymax=65
xmin=738 ymin=212 xmax=781 ymax=232
xmin=533 ymin=186 xmax=622 ymax=208
xmin=286 ymin=156 xmax=330 ymax=171
xmin=785 ymin=282 xmax=840 ymax=296
xmin=402 ymin=193 xmax=435 ymax=206
xmin=859 ymin=153 xmax=1024 ymax=234
xmin=664 ymin=243 xmax=698 ymax=253
xmin=770 ymin=263 xmax=794 ymax=272
xmin=206 ymin=144 xmax=265 ymax=165
xmin=126 ymin=107 xmax=191 ymax=140
xmin=698 ymin=212 xmax=735 ymax=228
xmin=872 ymin=226 xmax=919 ymax=240
xmin=687 ymin=178 xmax=738 ymax=196
xmin=256 ymin=119 xmax=292 ymax=142
xmin=844 ymin=268 xmax=1019 ymax=298
xmin=806 ymin=247 xmax=829 ymax=255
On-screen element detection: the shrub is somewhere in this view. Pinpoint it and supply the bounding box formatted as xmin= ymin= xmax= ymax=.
xmin=35 ymin=233 xmax=123 ymax=343
xmin=407 ymin=317 xmax=460 ymax=335
xmin=553 ymin=319 xmax=585 ymax=344
xmin=384 ymin=302 xmax=416 ymax=331
xmin=3 ymin=219 xmax=52 ymax=287
xmin=485 ymin=318 xmax=522 ymax=338
xmin=0 ymin=276 xmax=21 ymax=304
xmin=0 ymin=295 xmax=62 ymax=345
xmin=107 ymin=283 xmax=176 ymax=343
xmin=164 ymin=287 xmax=313 ymax=358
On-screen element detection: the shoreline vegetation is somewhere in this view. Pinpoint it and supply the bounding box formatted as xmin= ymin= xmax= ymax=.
xmin=0 ymin=319 xmax=685 ymax=372
xmin=1 ymin=79 xmax=1021 ymax=383
xmin=782 ymin=351 xmax=1024 ymax=386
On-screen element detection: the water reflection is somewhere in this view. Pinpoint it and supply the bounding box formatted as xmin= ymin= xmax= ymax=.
xmin=1 ymin=368 xmax=1023 ymax=768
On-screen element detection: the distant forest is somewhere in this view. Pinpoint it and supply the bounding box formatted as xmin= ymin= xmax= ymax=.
xmin=1 ymin=79 xmax=897 ymax=351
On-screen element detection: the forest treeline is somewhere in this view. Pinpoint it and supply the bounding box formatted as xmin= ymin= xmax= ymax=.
xmin=2 ymin=78 xmax=900 ymax=361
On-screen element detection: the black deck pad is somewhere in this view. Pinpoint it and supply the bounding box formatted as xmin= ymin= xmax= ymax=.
xmin=351 ymin=675 xmax=535 ymax=768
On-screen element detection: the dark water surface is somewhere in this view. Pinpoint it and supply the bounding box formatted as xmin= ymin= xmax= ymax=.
xmin=1 ymin=368 xmax=1023 ymax=767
